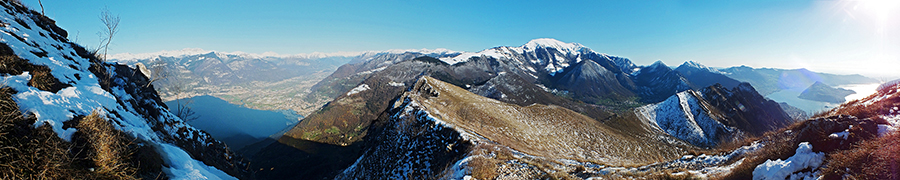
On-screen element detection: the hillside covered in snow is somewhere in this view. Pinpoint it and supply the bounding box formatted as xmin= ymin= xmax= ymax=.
xmin=0 ymin=1 xmax=248 ymax=179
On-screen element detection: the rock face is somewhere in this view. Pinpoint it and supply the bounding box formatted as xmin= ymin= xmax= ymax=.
xmin=0 ymin=2 xmax=247 ymax=179
xmin=798 ymin=81 xmax=856 ymax=103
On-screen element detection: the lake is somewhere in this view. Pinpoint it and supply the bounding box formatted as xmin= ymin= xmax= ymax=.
xmin=165 ymin=95 xmax=301 ymax=149
xmin=766 ymin=83 xmax=881 ymax=115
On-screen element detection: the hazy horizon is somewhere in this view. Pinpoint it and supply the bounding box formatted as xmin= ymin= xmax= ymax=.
xmin=18 ymin=0 xmax=900 ymax=79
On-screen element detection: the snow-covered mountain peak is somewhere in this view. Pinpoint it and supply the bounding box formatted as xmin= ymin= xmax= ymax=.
xmin=681 ymin=61 xmax=707 ymax=69
xmin=678 ymin=61 xmax=723 ymax=74
xmin=522 ymin=38 xmax=587 ymax=53
xmin=648 ymin=60 xmax=670 ymax=70
xmin=110 ymin=48 xmax=214 ymax=61
xmin=111 ymin=48 xmax=461 ymax=62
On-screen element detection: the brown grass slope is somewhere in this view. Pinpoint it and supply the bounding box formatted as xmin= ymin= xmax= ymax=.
xmin=405 ymin=76 xmax=689 ymax=166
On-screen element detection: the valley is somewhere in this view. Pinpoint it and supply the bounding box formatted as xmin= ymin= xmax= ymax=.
xmin=164 ymin=95 xmax=299 ymax=150
xmin=1 ymin=1 xmax=898 ymax=179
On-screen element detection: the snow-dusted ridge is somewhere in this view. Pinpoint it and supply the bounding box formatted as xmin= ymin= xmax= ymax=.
xmin=437 ymin=38 xmax=627 ymax=76
xmin=680 ymin=60 xmax=724 ymax=74
xmin=635 ymin=90 xmax=733 ymax=147
xmin=0 ymin=2 xmax=239 ymax=179
xmin=110 ymin=47 xmax=460 ymax=61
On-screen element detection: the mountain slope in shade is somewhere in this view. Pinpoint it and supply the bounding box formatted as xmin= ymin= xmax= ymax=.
xmin=554 ymin=59 xmax=635 ymax=102
xmin=631 ymin=61 xmax=694 ymax=103
xmin=674 ymin=61 xmax=741 ymax=89
xmin=798 ymin=81 xmax=856 ymax=103
xmin=0 ymin=2 xmax=247 ymax=179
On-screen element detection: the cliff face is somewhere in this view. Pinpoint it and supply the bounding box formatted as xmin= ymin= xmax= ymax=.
xmin=0 ymin=2 xmax=248 ymax=179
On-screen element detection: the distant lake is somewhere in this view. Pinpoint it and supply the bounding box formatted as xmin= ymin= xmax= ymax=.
xmin=165 ymin=95 xmax=301 ymax=149
xmin=766 ymin=83 xmax=881 ymax=114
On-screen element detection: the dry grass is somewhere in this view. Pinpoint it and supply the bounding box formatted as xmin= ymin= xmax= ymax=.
xmin=76 ymin=110 xmax=136 ymax=179
xmin=409 ymin=76 xmax=686 ymax=166
xmin=467 ymin=157 xmax=500 ymax=179
xmin=0 ymin=86 xmax=163 ymax=179
xmin=0 ymin=86 xmax=88 ymax=179
xmin=821 ymin=131 xmax=900 ymax=179
xmin=817 ymin=88 xmax=899 ymax=123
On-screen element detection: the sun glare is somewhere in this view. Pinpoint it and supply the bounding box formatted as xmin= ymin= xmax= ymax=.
xmin=848 ymin=0 xmax=900 ymax=25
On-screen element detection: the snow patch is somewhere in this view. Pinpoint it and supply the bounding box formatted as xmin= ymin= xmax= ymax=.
xmin=158 ymin=144 xmax=238 ymax=180
xmin=346 ymin=84 xmax=370 ymax=96
xmin=878 ymin=124 xmax=897 ymax=136
xmin=680 ymin=61 xmax=723 ymax=74
xmin=440 ymin=48 xmax=507 ymax=65
xmin=388 ymin=81 xmax=405 ymax=87
xmin=752 ymin=142 xmax=824 ymax=180
xmin=522 ymin=38 xmax=586 ymax=53
xmin=356 ymin=66 xmax=387 ymax=75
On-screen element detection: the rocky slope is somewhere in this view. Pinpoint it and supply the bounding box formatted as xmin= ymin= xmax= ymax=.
xmin=0 ymin=1 xmax=247 ymax=179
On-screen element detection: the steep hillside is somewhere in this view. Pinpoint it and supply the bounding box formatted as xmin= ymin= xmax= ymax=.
xmin=336 ymin=76 xmax=694 ymax=179
xmin=0 ymin=2 xmax=247 ymax=179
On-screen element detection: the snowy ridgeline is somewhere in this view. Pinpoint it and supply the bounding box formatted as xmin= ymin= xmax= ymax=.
xmin=437 ymin=38 xmax=630 ymax=76
xmin=635 ymin=91 xmax=733 ymax=147
xmin=0 ymin=3 xmax=235 ymax=179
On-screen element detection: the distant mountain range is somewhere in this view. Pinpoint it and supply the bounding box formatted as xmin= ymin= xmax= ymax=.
xmin=717 ymin=65 xmax=878 ymax=96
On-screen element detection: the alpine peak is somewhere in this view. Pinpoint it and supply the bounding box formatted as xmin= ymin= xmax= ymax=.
xmin=522 ymin=38 xmax=587 ymax=53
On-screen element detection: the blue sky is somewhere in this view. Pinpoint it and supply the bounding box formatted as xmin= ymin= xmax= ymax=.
xmin=19 ymin=0 xmax=900 ymax=78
